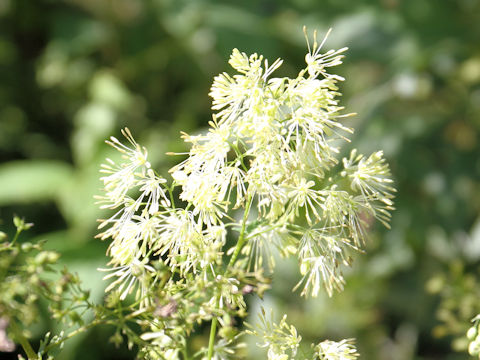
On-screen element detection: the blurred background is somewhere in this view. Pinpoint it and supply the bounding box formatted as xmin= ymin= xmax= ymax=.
xmin=0 ymin=0 xmax=479 ymax=359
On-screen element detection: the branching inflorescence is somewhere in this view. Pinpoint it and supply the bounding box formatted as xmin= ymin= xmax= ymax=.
xmin=96 ymin=28 xmax=395 ymax=359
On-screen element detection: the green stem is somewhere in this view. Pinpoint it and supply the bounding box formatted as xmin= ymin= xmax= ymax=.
xmin=168 ymin=185 xmax=176 ymax=209
xmin=181 ymin=346 xmax=190 ymax=360
xmin=243 ymin=222 xmax=283 ymax=242
xmin=228 ymin=194 xmax=253 ymax=268
xmin=206 ymin=193 xmax=253 ymax=360
xmin=206 ymin=317 xmax=218 ymax=360
xmin=0 ymin=245 xmax=12 ymax=252
xmin=228 ymin=140 xmax=249 ymax=172
xmin=44 ymin=319 xmax=112 ymax=353
xmin=10 ymin=321 xmax=38 ymax=360
xmin=10 ymin=229 xmax=21 ymax=247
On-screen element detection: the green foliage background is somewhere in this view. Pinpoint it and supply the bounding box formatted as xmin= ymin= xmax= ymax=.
xmin=0 ymin=0 xmax=479 ymax=359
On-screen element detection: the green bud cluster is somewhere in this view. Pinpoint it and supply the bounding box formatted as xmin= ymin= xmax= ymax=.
xmin=468 ymin=316 xmax=480 ymax=358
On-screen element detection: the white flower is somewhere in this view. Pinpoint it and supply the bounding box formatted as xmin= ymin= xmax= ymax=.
xmin=315 ymin=338 xmax=359 ymax=360
xmin=170 ymin=120 xmax=246 ymax=226
xmin=152 ymin=210 xmax=225 ymax=274
xmin=285 ymin=177 xmax=323 ymax=225
xmin=174 ymin=120 xmax=232 ymax=174
xmin=99 ymin=258 xmax=156 ymax=305
xmin=100 ymin=128 xmax=150 ymax=207
xmin=208 ymin=275 xmax=245 ymax=310
xmin=137 ymin=169 xmax=170 ymax=215
xmin=242 ymin=224 xmax=297 ymax=272
xmin=284 ymin=77 xmax=353 ymax=163
xmin=209 ymin=71 xmax=244 ymax=116
xmin=303 ymin=27 xmax=348 ymax=79
xmin=140 ymin=329 xmax=180 ymax=360
xmin=106 ymin=220 xmax=143 ymax=265
xmin=295 ymin=226 xmax=361 ymax=297
xmin=96 ymin=198 xmax=137 ymax=239
xmin=247 ymin=309 xmax=301 ymax=360
xmin=178 ymin=171 xmax=227 ymax=227
xmin=99 ymin=160 xmax=138 ymax=208
xmin=342 ymin=149 xmax=395 ymax=200
xmin=295 ymin=255 xmax=345 ymax=298
xmin=220 ymin=165 xmax=247 ymax=208
xmin=97 ymin=204 xmax=162 ymax=265
xmin=209 ymin=49 xmax=266 ymax=125
xmin=267 ymin=348 xmax=289 ymax=360
xmin=153 ymin=209 xmax=200 ymax=270
xmin=319 ymin=188 xmax=366 ymax=247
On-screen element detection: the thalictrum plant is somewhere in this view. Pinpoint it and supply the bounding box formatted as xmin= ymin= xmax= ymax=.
xmin=94 ymin=27 xmax=395 ymax=359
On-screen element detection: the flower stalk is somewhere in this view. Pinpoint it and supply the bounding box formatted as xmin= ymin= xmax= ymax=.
xmin=9 ymin=321 xmax=38 ymax=360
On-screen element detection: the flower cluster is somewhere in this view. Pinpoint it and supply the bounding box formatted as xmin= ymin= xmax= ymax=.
xmin=246 ymin=308 xmax=301 ymax=360
xmin=247 ymin=308 xmax=359 ymax=360
xmin=96 ymin=28 xmax=395 ymax=359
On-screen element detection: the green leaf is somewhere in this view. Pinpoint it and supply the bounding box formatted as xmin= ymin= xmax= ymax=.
xmin=0 ymin=160 xmax=74 ymax=205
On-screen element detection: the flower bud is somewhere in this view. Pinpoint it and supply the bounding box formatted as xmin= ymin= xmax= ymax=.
xmin=21 ymin=242 xmax=33 ymax=252
xmin=468 ymin=326 xmax=478 ymax=340
xmin=469 ymin=340 xmax=480 ymax=356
